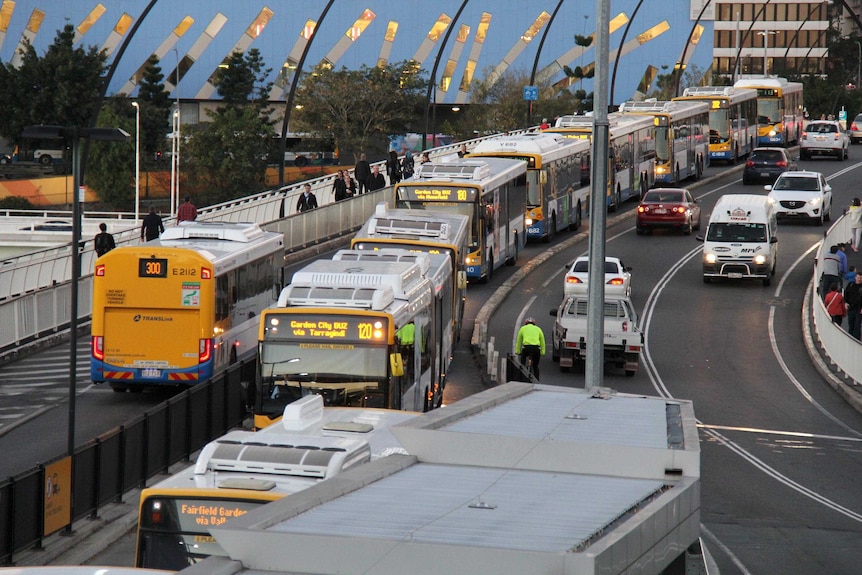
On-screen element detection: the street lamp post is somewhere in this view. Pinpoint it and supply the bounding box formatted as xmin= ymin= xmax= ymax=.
xmin=758 ymin=30 xmax=778 ymax=77
xmin=132 ymin=101 xmax=140 ymax=222
xmin=175 ymin=107 xmax=181 ymax=214
xmin=22 ymin=125 xmax=129 ymax=460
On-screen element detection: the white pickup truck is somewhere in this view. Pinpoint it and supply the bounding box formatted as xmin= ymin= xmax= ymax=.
xmin=549 ymin=294 xmax=644 ymax=376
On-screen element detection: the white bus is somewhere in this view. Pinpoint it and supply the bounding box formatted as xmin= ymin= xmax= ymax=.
xmin=673 ymin=85 xmax=758 ymax=164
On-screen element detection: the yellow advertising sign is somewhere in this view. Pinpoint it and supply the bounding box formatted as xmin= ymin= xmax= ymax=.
xmin=44 ymin=456 xmax=72 ymax=536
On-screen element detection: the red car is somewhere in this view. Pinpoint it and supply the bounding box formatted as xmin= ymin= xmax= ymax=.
xmin=636 ymin=188 xmax=701 ymax=235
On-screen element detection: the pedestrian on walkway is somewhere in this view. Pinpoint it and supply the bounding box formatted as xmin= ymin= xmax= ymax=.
xmin=825 ymin=283 xmax=847 ymax=326
xmin=386 ymin=150 xmax=401 ymax=186
xmin=93 ymin=223 xmax=115 ymax=256
xmin=845 ymin=272 xmax=862 ymax=339
xmin=141 ymin=206 xmax=164 ymax=242
xmin=820 ymin=245 xmax=842 ymax=299
xmin=354 ymin=153 xmax=371 ymax=194
xmin=177 ymin=195 xmax=197 ymax=222
xmin=849 ymin=197 xmax=862 ymax=252
xmin=296 ymin=183 xmax=318 ymax=212
xmin=368 ymin=165 xmax=386 ymax=191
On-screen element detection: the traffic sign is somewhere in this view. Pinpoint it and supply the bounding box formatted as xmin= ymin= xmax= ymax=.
xmin=523 ymin=86 xmax=538 ymax=101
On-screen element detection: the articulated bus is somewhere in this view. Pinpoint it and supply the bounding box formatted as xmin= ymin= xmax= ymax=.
xmin=734 ymin=77 xmax=804 ymax=147
xmin=351 ymin=202 xmax=469 ymax=343
xmin=254 ymin=249 xmax=453 ymax=429
xmin=394 ymin=157 xmax=527 ymax=282
xmin=618 ymin=99 xmax=710 ymax=186
xmin=466 ymin=133 xmax=591 ymax=242
xmin=136 ymin=394 xmax=417 ymax=570
xmin=91 ymin=222 xmax=284 ymax=391
xmin=673 ymin=86 xmax=758 ymax=164
xmin=544 ymin=113 xmax=656 ymax=211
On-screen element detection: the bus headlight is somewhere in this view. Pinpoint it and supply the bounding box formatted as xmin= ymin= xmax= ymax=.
xmin=768 ymin=129 xmax=777 ymax=137
xmin=704 ymin=253 xmax=717 ymax=264
xmin=754 ymin=255 xmax=767 ymax=265
xmin=525 ymin=217 xmax=534 ymax=226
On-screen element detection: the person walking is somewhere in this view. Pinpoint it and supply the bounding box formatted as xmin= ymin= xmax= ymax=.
xmin=353 ymin=153 xmax=371 ymax=194
xmin=176 ymin=195 xmax=197 ymax=222
xmin=296 ymin=183 xmax=318 ymax=212
xmin=849 ymin=197 xmax=862 ymax=252
xmin=457 ymin=143 xmax=468 ymax=158
xmin=386 ymin=150 xmax=401 ymax=186
xmin=845 ymin=272 xmax=862 ymax=339
xmin=400 ymin=145 xmax=414 ymax=178
xmin=515 ymin=317 xmax=545 ymax=380
xmin=825 ymin=283 xmax=847 ymax=326
xmin=368 ymin=165 xmax=386 ymax=191
xmin=332 ymin=171 xmax=349 ymax=201
xmin=141 ymin=206 xmax=164 ymax=242
xmin=820 ymin=245 xmax=842 ymax=300
xmin=93 ymin=223 xmax=115 ymax=257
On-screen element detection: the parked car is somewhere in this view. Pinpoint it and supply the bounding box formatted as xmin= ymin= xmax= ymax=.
xmin=635 ymin=188 xmax=701 ymax=235
xmin=563 ymin=256 xmax=632 ymax=296
xmin=799 ymin=120 xmax=849 ymax=160
xmin=765 ymin=170 xmax=832 ymax=225
xmin=849 ymin=113 xmax=862 ymax=144
xmin=742 ymin=147 xmax=797 ymax=184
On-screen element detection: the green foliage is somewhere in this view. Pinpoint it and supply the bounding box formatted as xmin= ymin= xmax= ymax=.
xmin=136 ymin=56 xmax=173 ymax=160
xmin=291 ymin=61 xmax=427 ymax=162
xmin=86 ymin=96 xmax=135 ymax=209
xmin=574 ymin=35 xmax=593 ymax=49
xmin=0 ymin=196 xmax=34 ymax=210
xmin=180 ymin=48 xmax=276 ymax=204
xmin=0 ymin=24 xmax=107 ymax=146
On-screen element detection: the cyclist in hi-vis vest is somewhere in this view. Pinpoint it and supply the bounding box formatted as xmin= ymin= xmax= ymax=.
xmin=515 ymin=317 xmax=545 ymax=379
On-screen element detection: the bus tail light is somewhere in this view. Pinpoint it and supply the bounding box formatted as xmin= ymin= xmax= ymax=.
xmin=201 ymin=267 xmax=212 ymax=279
xmin=92 ymin=336 xmax=104 ymax=361
xmin=95 ymin=264 xmax=105 ymax=277
xmin=199 ymin=339 xmax=212 ymax=363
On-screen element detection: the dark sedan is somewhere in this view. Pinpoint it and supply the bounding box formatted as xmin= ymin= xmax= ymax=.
xmin=636 ymin=188 xmax=701 ymax=235
xmin=742 ymin=147 xmax=797 ymax=185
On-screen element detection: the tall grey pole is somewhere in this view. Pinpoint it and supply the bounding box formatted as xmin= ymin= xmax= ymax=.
xmin=586 ymin=0 xmax=610 ymax=389
xmin=69 ymin=130 xmax=81 ymax=457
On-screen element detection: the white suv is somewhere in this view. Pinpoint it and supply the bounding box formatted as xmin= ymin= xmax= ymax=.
xmin=765 ymin=170 xmax=832 ymax=225
xmin=800 ymin=120 xmax=849 ymax=161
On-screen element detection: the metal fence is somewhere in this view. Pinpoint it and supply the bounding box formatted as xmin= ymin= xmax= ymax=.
xmin=0 ymin=358 xmax=254 ymax=564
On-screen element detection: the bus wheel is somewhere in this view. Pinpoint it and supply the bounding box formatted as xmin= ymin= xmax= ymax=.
xmin=110 ymin=384 xmax=128 ymax=393
xmin=230 ymin=346 xmax=238 ymax=364
xmin=569 ymin=202 xmax=581 ymax=231
xmin=484 ymin=256 xmax=493 ymax=283
xmin=695 ymin=160 xmax=703 ymax=180
xmin=507 ymin=233 xmax=518 ymax=265
xmin=543 ymin=215 xmax=555 ymax=244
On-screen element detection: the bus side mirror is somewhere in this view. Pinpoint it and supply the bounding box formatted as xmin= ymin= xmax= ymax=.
xmin=390 ymin=353 xmax=404 ymax=377
xmin=457 ymin=271 xmax=467 ymax=289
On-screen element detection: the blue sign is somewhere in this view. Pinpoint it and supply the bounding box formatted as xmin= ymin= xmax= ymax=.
xmin=523 ymin=86 xmax=539 ymax=101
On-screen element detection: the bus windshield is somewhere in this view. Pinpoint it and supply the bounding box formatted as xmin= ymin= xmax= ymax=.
xmin=526 ymin=170 xmax=541 ymax=207
xmin=709 ymin=109 xmax=731 ymax=141
xmin=757 ymin=99 xmax=781 ymax=124
xmin=706 ymin=222 xmax=767 ymax=242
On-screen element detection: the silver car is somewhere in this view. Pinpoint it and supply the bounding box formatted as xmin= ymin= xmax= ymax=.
xmin=800 ymin=120 xmax=849 ymax=161
xmin=850 ymin=113 xmax=862 ymax=144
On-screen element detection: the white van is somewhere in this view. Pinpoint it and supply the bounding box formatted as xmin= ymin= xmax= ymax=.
xmin=697 ymin=194 xmax=778 ymax=286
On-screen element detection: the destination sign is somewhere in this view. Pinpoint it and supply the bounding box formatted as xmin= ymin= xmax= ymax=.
xmin=756 ymin=88 xmax=777 ymax=97
xmin=265 ymin=313 xmax=389 ymax=343
xmin=138 ymin=257 xmax=168 ymax=278
xmin=398 ymin=186 xmax=476 ymax=202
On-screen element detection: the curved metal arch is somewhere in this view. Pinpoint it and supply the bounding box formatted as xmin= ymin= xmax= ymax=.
xmin=782 ymin=3 xmax=819 ymax=60
xmin=673 ymin=0 xmax=714 ymax=97
xmin=278 ymin=0 xmax=336 ymax=187
xmin=609 ymin=0 xmax=645 ymax=105
xmin=526 ymin=0 xmax=565 ymax=127
xmin=422 ymin=0 xmax=471 ymax=151
xmin=730 ymin=0 xmax=772 ymax=80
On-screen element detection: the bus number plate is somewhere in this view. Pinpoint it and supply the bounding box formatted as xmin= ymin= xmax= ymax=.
xmin=141 ymin=368 xmax=161 ymax=378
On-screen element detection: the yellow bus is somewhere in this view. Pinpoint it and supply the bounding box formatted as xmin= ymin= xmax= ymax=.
xmin=467 ymin=133 xmax=592 ymax=242
xmin=135 ymin=395 xmax=417 ymax=570
xmin=618 ymin=99 xmax=711 ymax=186
xmin=673 ymin=86 xmax=758 ymax=164
xmin=543 ymin=112 xmax=656 ymax=211
xmin=254 ymin=249 xmax=452 ymax=428
xmin=733 ymin=77 xmax=804 ymax=147
xmin=351 ymin=202 xmax=470 ymax=344
xmin=394 ymin=157 xmax=527 ymax=281
xmin=90 ymin=222 xmax=284 ymax=391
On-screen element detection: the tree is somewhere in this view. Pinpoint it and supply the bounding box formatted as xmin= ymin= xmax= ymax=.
xmin=291 ymin=61 xmax=427 ymax=161
xmin=86 ymin=96 xmax=135 ymax=209
xmin=136 ymin=56 xmax=173 ymax=163
xmin=0 ymin=24 xmax=107 ymax=146
xmin=181 ymin=49 xmax=275 ymax=204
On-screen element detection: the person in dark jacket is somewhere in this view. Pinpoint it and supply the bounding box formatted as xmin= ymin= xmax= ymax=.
xmin=333 ymin=171 xmax=349 ymax=201
xmin=296 ymin=183 xmax=318 ymax=212
xmin=353 ymin=153 xmax=371 ymax=194
xmin=141 ymin=207 xmax=164 ymax=241
xmin=386 ymin=150 xmax=401 ymax=186
xmin=368 ymin=165 xmax=386 ymax=191
xmin=94 ymin=223 xmax=116 ymax=256
xmin=845 ymin=272 xmax=862 ymax=339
